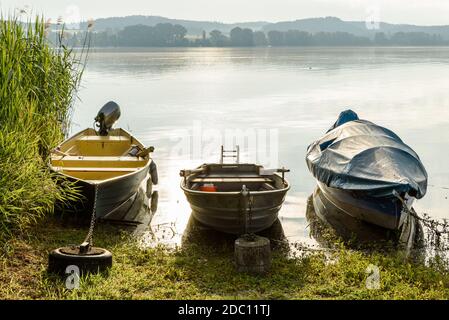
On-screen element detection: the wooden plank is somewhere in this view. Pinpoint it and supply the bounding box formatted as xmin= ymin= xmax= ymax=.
xmin=79 ymin=136 xmax=130 ymax=142
xmin=54 ymin=167 xmax=139 ymax=172
xmin=52 ymin=155 xmax=144 ymax=162
xmin=191 ymin=177 xmax=272 ymax=183
xmin=199 ymin=173 xmax=262 ymax=178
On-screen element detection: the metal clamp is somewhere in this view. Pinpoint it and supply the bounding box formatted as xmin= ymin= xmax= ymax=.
xmin=277 ymin=167 xmax=290 ymax=184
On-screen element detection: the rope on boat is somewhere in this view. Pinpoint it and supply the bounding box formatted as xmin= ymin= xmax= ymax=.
xmin=407 ymin=209 xmax=449 ymax=252
xmin=392 ymin=190 xmax=449 ymax=235
xmin=389 ymin=191 xmax=449 ymax=252
xmin=408 ymin=210 xmax=449 ymax=232
xmin=390 ymin=191 xmax=449 ymax=251
xmin=428 ymin=184 xmax=449 ymax=191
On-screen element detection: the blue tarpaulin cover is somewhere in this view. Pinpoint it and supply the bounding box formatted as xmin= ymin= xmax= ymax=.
xmin=306 ymin=110 xmax=428 ymax=199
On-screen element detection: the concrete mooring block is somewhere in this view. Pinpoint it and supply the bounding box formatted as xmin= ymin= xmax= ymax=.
xmin=234 ymin=234 xmax=271 ymax=274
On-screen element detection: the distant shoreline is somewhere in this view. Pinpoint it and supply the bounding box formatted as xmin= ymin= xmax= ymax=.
xmin=70 ymin=45 xmax=449 ymax=50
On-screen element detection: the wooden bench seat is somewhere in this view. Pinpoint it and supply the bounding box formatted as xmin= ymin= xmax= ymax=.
xmin=52 ymin=155 xmax=144 ymax=162
xmin=51 ymin=156 xmax=147 ymax=168
xmin=53 ymin=167 xmax=139 ymax=173
xmin=190 ymin=177 xmax=272 ymax=184
xmin=79 ymin=136 xmax=130 ymax=142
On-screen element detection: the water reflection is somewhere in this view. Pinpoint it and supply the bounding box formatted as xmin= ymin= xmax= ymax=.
xmin=85 ymin=47 xmax=449 ymax=77
xmin=85 ymin=48 xmax=192 ymax=77
xmin=135 ymin=201 xmax=291 ymax=252
xmin=179 ymin=215 xmax=289 ymax=252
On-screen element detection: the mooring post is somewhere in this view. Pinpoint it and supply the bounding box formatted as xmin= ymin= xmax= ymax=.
xmin=234 ymin=234 xmax=271 ymax=274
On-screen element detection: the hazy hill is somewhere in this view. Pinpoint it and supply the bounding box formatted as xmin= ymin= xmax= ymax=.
xmin=262 ymin=17 xmax=449 ymax=39
xmin=79 ymin=15 xmax=268 ymax=35
xmin=60 ymin=15 xmax=449 ymax=40
xmin=263 ymin=17 xmax=366 ymax=35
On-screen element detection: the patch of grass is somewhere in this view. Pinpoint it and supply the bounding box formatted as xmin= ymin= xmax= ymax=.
xmin=1 ymin=217 xmax=448 ymax=300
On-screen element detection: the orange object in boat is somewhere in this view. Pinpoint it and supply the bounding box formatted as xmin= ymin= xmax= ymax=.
xmin=200 ymin=184 xmax=217 ymax=192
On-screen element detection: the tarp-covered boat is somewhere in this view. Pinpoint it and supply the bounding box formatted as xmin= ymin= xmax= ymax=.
xmin=305 ymin=110 xmax=427 ymax=230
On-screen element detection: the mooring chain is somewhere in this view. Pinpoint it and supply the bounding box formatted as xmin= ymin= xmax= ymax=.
xmin=83 ymin=183 xmax=99 ymax=246
xmin=247 ymin=190 xmax=253 ymax=234
xmin=240 ymin=186 xmax=253 ymax=235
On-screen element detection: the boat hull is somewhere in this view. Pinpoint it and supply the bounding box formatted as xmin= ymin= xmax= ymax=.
xmin=60 ymin=165 xmax=149 ymax=219
xmin=311 ymin=187 xmax=419 ymax=250
xmin=180 ymin=163 xmax=290 ymax=235
xmin=316 ymin=181 xmax=412 ymax=230
xmin=184 ymin=189 xmax=288 ymax=234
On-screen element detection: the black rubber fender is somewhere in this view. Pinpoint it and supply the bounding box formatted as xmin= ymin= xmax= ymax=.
xmin=146 ymin=176 xmax=153 ymax=197
xmin=149 ymin=161 xmax=158 ymax=185
xmin=48 ymin=246 xmax=112 ymax=275
xmin=150 ymin=190 xmax=159 ymax=214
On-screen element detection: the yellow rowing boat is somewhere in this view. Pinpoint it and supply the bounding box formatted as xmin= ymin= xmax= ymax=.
xmin=49 ymin=101 xmax=156 ymax=219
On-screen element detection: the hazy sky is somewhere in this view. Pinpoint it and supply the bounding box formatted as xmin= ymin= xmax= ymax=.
xmin=1 ymin=0 xmax=449 ymax=25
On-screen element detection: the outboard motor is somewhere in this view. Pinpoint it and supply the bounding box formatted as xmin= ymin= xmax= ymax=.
xmin=94 ymin=101 xmax=121 ymax=136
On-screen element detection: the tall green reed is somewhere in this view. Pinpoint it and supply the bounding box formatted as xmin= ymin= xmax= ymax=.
xmin=0 ymin=14 xmax=90 ymax=237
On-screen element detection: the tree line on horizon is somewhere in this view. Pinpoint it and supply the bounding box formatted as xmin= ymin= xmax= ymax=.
xmin=56 ymin=23 xmax=449 ymax=47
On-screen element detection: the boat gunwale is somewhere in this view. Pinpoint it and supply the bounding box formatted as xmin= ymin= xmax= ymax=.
xmin=48 ymin=128 xmax=151 ymax=186
xmin=180 ymin=163 xmax=291 ymax=196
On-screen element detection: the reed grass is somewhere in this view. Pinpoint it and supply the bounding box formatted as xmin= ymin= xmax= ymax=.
xmin=0 ymin=15 xmax=88 ymax=237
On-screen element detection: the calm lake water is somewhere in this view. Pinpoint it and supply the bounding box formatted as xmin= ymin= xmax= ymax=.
xmin=72 ymin=47 xmax=449 ymax=248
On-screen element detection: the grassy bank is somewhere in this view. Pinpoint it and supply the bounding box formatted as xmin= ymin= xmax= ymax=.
xmin=1 ymin=216 xmax=448 ymax=299
xmin=0 ymin=16 xmax=85 ymax=237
